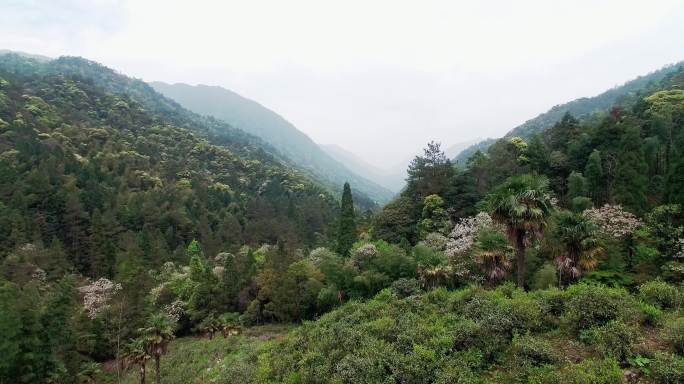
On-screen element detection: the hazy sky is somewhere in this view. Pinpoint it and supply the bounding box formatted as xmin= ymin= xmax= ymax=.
xmin=2 ymin=1 xmax=684 ymax=168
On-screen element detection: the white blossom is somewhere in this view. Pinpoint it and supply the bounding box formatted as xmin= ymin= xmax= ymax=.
xmin=445 ymin=212 xmax=493 ymax=259
xmin=354 ymin=243 xmax=378 ymax=258
xmin=585 ymin=204 xmax=643 ymax=239
xmin=163 ymin=300 xmax=185 ymax=322
xmin=78 ymin=278 xmax=122 ymax=319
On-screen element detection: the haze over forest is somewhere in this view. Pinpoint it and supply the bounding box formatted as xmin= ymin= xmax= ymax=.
xmin=3 ymin=2 xmax=684 ymax=384
xmin=2 ymin=0 xmax=684 ymax=169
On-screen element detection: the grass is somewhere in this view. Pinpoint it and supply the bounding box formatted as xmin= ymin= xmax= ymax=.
xmin=96 ymin=324 xmax=292 ymax=384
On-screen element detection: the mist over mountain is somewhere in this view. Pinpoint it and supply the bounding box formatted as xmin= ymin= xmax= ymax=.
xmin=150 ymin=81 xmax=394 ymax=207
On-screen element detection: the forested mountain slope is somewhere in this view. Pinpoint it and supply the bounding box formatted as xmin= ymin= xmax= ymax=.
xmin=455 ymin=61 xmax=684 ymax=163
xmin=150 ymin=81 xmax=394 ymax=206
xmin=0 ymin=52 xmax=338 ymax=276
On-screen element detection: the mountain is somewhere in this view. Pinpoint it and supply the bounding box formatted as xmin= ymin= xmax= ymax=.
xmin=149 ymin=82 xmax=394 ymax=207
xmin=0 ymin=52 xmax=340 ymax=272
xmin=320 ymin=143 xmax=405 ymax=193
xmin=322 ymin=138 xmax=482 ymax=193
xmin=454 ymin=61 xmax=684 ymax=164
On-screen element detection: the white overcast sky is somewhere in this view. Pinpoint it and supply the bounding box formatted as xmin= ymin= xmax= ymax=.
xmin=2 ymin=0 xmax=684 ymax=168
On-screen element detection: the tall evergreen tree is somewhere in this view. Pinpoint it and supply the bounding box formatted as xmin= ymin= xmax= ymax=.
xmin=567 ymin=171 xmax=588 ymax=200
xmin=584 ymin=149 xmax=604 ymax=205
xmin=614 ymin=125 xmax=648 ymax=213
xmin=666 ymin=129 xmax=684 ymax=206
xmin=336 ymin=183 xmax=357 ymax=256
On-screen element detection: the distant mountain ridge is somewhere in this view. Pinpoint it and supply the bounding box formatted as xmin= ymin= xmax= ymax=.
xmin=150 ymin=82 xmax=394 ymax=207
xmin=454 ymin=61 xmax=684 ymax=163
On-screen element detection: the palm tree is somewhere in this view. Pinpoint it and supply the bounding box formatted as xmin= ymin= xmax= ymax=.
xmin=486 ymin=174 xmax=554 ymax=289
xmin=551 ymin=210 xmax=604 ymax=284
xmin=473 ymin=228 xmax=512 ymax=286
xmin=140 ymin=313 xmax=176 ymax=384
xmin=121 ymin=338 xmax=150 ymax=384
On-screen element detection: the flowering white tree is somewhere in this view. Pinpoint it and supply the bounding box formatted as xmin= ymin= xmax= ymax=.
xmin=585 ymin=204 xmax=644 ymax=239
xmin=445 ymin=212 xmax=493 ymax=259
xmin=78 ymin=278 xmax=122 ymax=319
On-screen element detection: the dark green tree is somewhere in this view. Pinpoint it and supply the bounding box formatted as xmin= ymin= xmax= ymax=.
xmin=614 ymin=125 xmax=648 ymax=213
xmin=585 ymin=150 xmax=605 ymax=205
xmin=336 ymin=183 xmax=357 ymax=256
xmin=666 ymin=129 xmax=684 ymax=206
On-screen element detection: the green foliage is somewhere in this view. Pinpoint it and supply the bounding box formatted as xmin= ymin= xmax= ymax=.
xmin=509 ymin=333 xmax=556 ymax=366
xmin=418 ymin=194 xmax=450 ymax=237
xmin=664 ymin=316 xmax=684 ymax=355
xmin=639 ymin=280 xmax=682 ymax=309
xmin=561 ymin=283 xmax=641 ymax=334
xmin=650 ymin=352 xmax=684 ymax=384
xmin=336 ymin=182 xmax=357 ymax=256
xmin=531 ymin=263 xmax=558 ymax=290
xmin=584 ymin=320 xmax=637 ymax=362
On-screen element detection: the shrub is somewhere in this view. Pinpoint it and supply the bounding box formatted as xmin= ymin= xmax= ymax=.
xmin=434 ymin=360 xmax=483 ymax=384
xmin=664 ymin=317 xmax=684 ymax=355
xmin=532 ymin=288 xmax=567 ymax=319
xmin=640 ymin=302 xmax=664 ymax=326
xmin=561 ymin=284 xmax=641 ymax=335
xmin=509 ymin=333 xmax=556 ymax=366
xmin=391 ymin=278 xmax=421 ymax=298
xmin=649 ymin=352 xmax=684 ymax=384
xmin=560 ymin=358 xmax=624 ymax=384
xmin=639 ymin=280 xmax=682 ymax=309
xmin=587 ymin=320 xmax=637 ymax=362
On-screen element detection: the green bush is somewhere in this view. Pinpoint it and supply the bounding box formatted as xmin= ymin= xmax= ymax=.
xmin=561 ymin=284 xmax=641 ymax=335
xmin=640 ymin=302 xmax=664 ymax=326
xmin=664 ymin=317 xmax=684 ymax=355
xmin=586 ymin=320 xmax=637 ymax=362
xmin=649 ymin=352 xmax=684 ymax=384
xmin=559 ymin=358 xmax=624 ymax=384
xmin=391 ymin=278 xmax=421 ymax=298
xmin=509 ymin=333 xmax=556 ymax=366
xmin=639 ymin=280 xmax=682 ymax=309
xmin=532 ymin=288 xmax=567 ymax=319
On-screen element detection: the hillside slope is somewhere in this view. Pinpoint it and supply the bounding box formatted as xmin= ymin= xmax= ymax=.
xmin=0 ymin=52 xmax=338 ymax=274
xmin=455 ymin=61 xmax=684 ymax=163
xmin=150 ymin=81 xmax=394 ymax=206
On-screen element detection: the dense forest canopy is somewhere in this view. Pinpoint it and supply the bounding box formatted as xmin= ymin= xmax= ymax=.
xmin=2 ymin=51 xmax=684 ymax=384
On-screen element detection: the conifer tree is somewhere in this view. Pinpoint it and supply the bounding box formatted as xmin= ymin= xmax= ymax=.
xmin=614 ymin=126 xmax=648 ymax=213
xmin=666 ymin=129 xmax=684 ymax=206
xmin=336 ymin=183 xmax=357 ymax=256
xmin=567 ymin=171 xmax=587 ymax=200
xmin=584 ymin=150 xmax=604 ymax=205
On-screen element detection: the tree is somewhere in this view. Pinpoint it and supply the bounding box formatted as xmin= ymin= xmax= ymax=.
xmin=614 ymin=125 xmax=648 ymax=213
xmin=371 ymin=196 xmax=416 ymax=244
xmin=485 ymin=174 xmax=554 ymax=289
xmin=551 ymin=211 xmax=604 ymax=284
xmin=567 ymin=171 xmax=587 ymax=201
xmin=666 ymin=129 xmax=684 ymax=206
xmin=122 ymin=338 xmax=150 ymax=384
xmin=406 ymin=141 xmax=453 ymax=199
xmin=336 ymin=183 xmax=357 ymax=256
xmin=140 ymin=313 xmax=176 ymax=384
xmin=418 ymin=194 xmax=449 ymax=238
xmin=585 ymin=150 xmax=605 ymax=205
xmin=473 ymin=228 xmax=512 ymax=285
